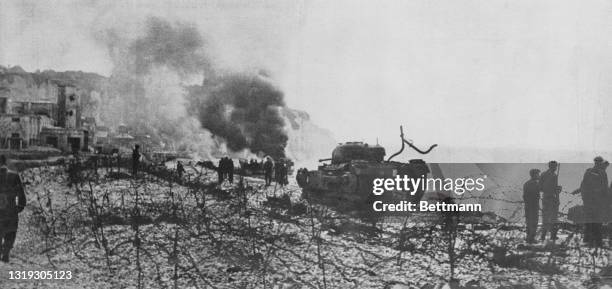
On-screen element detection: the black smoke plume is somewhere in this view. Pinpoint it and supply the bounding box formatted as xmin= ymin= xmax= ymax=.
xmin=187 ymin=74 xmax=288 ymax=159
xmin=97 ymin=17 xmax=289 ymax=158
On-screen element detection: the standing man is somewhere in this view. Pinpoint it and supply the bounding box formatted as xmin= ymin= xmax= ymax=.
xmin=132 ymin=144 xmax=141 ymax=178
xmin=0 ymin=155 xmax=26 ymax=262
xmin=275 ymin=160 xmax=283 ymax=185
xmin=217 ymin=157 xmax=226 ymax=184
xmin=580 ymin=156 xmax=609 ymax=247
xmin=296 ymin=168 xmax=309 ymax=188
xmin=67 ymin=154 xmax=81 ymax=188
xmin=263 ymin=157 xmax=274 ymax=186
xmin=540 ymin=161 xmax=561 ymax=241
xmin=227 ymin=158 xmax=234 ymax=184
xmin=278 ymin=161 xmax=288 ymax=186
xmin=523 ymin=169 xmax=541 ymax=244
xmin=176 ymin=161 xmax=185 ymax=179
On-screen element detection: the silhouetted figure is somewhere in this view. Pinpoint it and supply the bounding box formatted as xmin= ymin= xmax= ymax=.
xmin=523 ymin=169 xmax=540 ymax=244
xmin=132 ymin=145 xmax=141 ymax=178
xmin=276 ymin=161 xmax=288 ymax=187
xmin=227 ymin=158 xmax=234 ymax=183
xmin=540 ymin=161 xmax=561 ymax=241
xmin=114 ymin=153 xmax=121 ymax=173
xmin=296 ymin=168 xmax=308 ymax=188
xmin=0 ymin=155 xmax=26 ymax=262
xmin=263 ymin=157 xmax=274 ymax=186
xmin=67 ymin=155 xmax=81 ymax=188
xmin=177 ymin=161 xmax=185 ymax=179
xmin=580 ymin=156 xmax=608 ymax=247
xmin=217 ymin=158 xmax=226 ymax=184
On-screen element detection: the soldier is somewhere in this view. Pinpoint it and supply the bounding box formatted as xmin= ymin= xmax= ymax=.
xmin=132 ymin=144 xmax=141 ymax=178
xmin=0 ymin=155 xmax=26 ymax=262
xmin=227 ymin=158 xmax=234 ymax=183
xmin=540 ymin=161 xmax=561 ymax=241
xmin=176 ymin=161 xmax=185 ymax=179
xmin=278 ymin=162 xmax=288 ymax=186
xmin=580 ymin=156 xmax=609 ymax=247
xmin=263 ymin=157 xmax=274 ymax=186
xmin=523 ymin=169 xmax=541 ymax=243
xmin=296 ymin=168 xmax=308 ymax=188
xmin=217 ymin=157 xmax=226 ymax=184
xmin=275 ymin=160 xmax=283 ymax=186
xmin=67 ymin=154 xmax=81 ymax=188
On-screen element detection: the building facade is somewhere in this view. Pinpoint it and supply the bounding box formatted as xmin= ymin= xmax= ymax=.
xmin=0 ymin=76 xmax=95 ymax=152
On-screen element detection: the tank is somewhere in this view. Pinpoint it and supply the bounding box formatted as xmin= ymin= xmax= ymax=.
xmin=296 ymin=126 xmax=436 ymax=209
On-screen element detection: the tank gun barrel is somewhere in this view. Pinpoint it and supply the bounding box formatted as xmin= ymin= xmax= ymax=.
xmin=387 ymin=126 xmax=437 ymax=161
xmin=318 ymin=158 xmax=332 ymax=162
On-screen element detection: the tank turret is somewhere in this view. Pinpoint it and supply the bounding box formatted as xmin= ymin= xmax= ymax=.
xmin=296 ymin=126 xmax=437 ymax=209
xmin=329 ymin=142 xmax=385 ymax=164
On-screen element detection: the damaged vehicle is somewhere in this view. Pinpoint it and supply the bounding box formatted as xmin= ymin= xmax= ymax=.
xmin=296 ymin=126 xmax=436 ymax=210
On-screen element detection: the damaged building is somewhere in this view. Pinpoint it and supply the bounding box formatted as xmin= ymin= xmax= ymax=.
xmin=0 ymin=74 xmax=95 ymax=152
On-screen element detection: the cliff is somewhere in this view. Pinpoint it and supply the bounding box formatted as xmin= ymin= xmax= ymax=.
xmin=281 ymin=108 xmax=336 ymax=165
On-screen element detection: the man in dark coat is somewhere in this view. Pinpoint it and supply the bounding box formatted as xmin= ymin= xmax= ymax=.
xmin=263 ymin=157 xmax=274 ymax=186
xmin=132 ymin=144 xmax=141 ymax=178
xmin=67 ymin=154 xmax=81 ymax=188
xmin=227 ymin=158 xmax=234 ymax=183
xmin=176 ymin=161 xmax=185 ymax=179
xmin=296 ymin=168 xmax=308 ymax=188
xmin=580 ymin=156 xmax=609 ymax=247
xmin=540 ymin=161 xmax=561 ymax=241
xmin=523 ymin=169 xmax=541 ymax=244
xmin=278 ymin=161 xmax=288 ymax=186
xmin=0 ymin=155 xmax=26 ymax=262
xmin=275 ymin=160 xmax=285 ymax=186
xmin=217 ymin=157 xmax=226 ymax=184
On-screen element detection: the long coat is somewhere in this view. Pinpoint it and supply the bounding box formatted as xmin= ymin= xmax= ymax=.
xmin=540 ymin=169 xmax=559 ymax=223
xmin=0 ymin=170 xmax=26 ymax=233
xmin=580 ymin=168 xmax=608 ymax=223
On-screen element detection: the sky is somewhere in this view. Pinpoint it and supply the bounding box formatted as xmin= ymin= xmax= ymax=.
xmin=1 ymin=0 xmax=611 ymax=157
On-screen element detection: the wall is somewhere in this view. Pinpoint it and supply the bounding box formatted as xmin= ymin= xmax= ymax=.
xmin=0 ymin=115 xmax=53 ymax=148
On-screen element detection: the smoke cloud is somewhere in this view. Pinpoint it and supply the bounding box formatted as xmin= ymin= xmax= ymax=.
xmin=187 ymin=74 xmax=288 ymax=158
xmin=95 ymin=16 xmax=288 ymax=158
xmin=128 ymin=17 xmax=210 ymax=76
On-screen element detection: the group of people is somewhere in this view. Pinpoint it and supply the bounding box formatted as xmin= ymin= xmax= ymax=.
xmin=523 ymin=156 xmax=611 ymax=247
xmin=263 ymin=157 xmax=289 ymax=187
xmin=217 ymin=157 xmax=235 ymax=184
xmin=0 ymin=149 xmax=300 ymax=263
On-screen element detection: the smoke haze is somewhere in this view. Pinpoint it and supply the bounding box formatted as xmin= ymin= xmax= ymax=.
xmin=3 ymin=0 xmax=612 ymax=162
xmin=187 ymin=74 xmax=288 ymax=158
xmin=91 ymin=16 xmax=291 ymax=158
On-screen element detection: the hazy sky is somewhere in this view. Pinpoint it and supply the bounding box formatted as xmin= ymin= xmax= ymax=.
xmin=1 ymin=0 xmax=611 ymax=155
